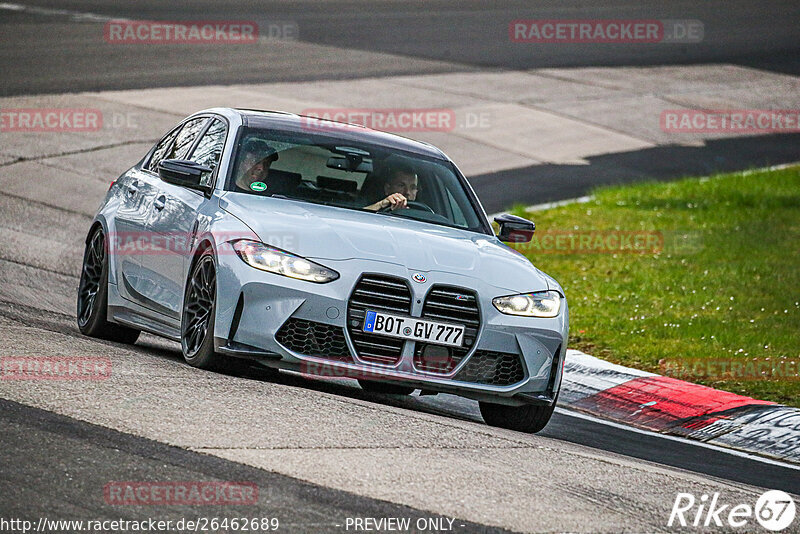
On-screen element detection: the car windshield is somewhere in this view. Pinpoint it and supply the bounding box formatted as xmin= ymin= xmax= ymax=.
xmin=225 ymin=127 xmax=488 ymax=233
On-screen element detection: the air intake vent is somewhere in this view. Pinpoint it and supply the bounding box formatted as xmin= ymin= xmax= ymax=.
xmin=275 ymin=318 xmax=351 ymax=362
xmin=454 ymin=350 xmax=525 ymax=386
xmin=546 ymin=344 xmax=562 ymax=394
xmin=414 ymin=286 xmax=480 ymax=373
xmin=347 ymin=274 xmax=411 ymax=365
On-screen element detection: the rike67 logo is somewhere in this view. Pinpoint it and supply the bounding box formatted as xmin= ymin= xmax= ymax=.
xmin=669 ymin=490 xmax=796 ymax=531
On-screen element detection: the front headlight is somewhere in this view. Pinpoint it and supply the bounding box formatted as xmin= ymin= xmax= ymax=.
xmin=231 ymin=240 xmax=339 ymax=283
xmin=492 ymin=290 xmax=562 ymax=317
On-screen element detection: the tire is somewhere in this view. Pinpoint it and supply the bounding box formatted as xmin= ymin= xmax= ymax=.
xmin=181 ymin=248 xmax=220 ymax=369
xmin=77 ymin=228 xmax=140 ymax=344
xmin=479 ymin=400 xmax=556 ymax=434
xmin=358 ymin=379 xmax=415 ymax=395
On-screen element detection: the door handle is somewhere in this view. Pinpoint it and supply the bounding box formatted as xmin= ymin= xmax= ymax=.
xmin=153 ymin=195 xmax=166 ymax=211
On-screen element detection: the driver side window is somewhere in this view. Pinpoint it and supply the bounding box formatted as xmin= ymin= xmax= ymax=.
xmin=146 ymin=117 xmax=208 ymax=174
xmin=188 ymin=118 xmax=227 ymax=187
xmin=146 ymin=128 xmax=179 ymax=172
xmin=165 ymin=118 xmax=208 ymax=161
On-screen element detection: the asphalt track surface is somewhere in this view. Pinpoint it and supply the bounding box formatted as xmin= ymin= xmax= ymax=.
xmin=0 ymin=399 xmax=512 ymax=533
xmin=1 ymin=0 xmax=800 ymax=96
xmin=1 ymin=1 xmax=800 ymax=532
xmin=470 ymin=132 xmax=800 ymax=213
xmin=0 ymin=175 xmax=797 ymax=530
xmin=3 ymin=0 xmax=800 ymax=212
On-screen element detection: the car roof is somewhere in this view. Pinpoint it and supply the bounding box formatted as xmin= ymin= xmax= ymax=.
xmin=225 ymin=108 xmax=448 ymax=160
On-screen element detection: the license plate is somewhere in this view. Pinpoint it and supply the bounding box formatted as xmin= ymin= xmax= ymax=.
xmin=362 ymin=310 xmax=464 ymax=347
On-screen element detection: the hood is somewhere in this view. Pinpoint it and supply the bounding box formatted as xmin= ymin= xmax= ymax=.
xmin=220 ymin=193 xmax=550 ymax=293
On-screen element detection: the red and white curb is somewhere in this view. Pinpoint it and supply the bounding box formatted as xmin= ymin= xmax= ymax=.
xmin=560 ymin=349 xmax=800 ymax=465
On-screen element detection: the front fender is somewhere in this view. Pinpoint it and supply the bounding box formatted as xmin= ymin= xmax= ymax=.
xmin=189 ymin=205 xmax=260 ymax=340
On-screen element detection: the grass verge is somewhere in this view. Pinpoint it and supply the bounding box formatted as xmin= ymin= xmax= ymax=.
xmin=510 ymin=165 xmax=800 ymax=407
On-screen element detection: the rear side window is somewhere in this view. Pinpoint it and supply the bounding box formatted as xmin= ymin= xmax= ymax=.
xmin=189 ymin=118 xmax=227 ymax=186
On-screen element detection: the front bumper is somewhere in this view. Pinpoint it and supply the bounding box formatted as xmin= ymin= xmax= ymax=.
xmin=214 ymin=255 xmax=568 ymax=406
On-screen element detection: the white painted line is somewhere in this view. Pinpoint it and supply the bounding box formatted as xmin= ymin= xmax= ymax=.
xmin=565 ymin=348 xmax=656 ymax=377
xmin=555 ymin=407 xmax=800 ymax=471
xmin=736 ymin=162 xmax=799 ymax=176
xmin=524 ymin=196 xmax=593 ymax=213
xmin=487 ymin=196 xmax=591 ymax=221
xmin=0 ymin=3 xmax=296 ymax=44
xmin=0 ymin=2 xmax=121 ymax=22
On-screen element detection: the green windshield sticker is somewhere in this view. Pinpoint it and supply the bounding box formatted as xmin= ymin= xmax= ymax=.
xmin=250 ymin=181 xmax=267 ymax=192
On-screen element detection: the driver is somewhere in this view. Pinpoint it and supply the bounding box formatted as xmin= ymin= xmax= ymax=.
xmin=235 ymin=139 xmax=279 ymax=192
xmin=364 ymin=164 xmax=419 ymax=211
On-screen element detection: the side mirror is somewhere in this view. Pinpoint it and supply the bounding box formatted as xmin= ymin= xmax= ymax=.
xmin=158 ymin=159 xmax=213 ymax=194
xmin=494 ymin=213 xmax=535 ymax=243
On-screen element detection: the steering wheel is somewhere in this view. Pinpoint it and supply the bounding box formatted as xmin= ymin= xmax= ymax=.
xmin=379 ymin=200 xmax=435 ymax=213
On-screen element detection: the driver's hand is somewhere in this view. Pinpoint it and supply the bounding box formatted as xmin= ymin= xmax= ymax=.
xmin=381 ymin=193 xmax=407 ymax=210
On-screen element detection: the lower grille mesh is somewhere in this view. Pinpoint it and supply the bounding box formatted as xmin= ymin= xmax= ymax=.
xmin=274 ymin=318 xmax=526 ymax=387
xmin=275 ymin=318 xmax=351 ymax=362
xmin=454 ymin=351 xmax=525 ymax=386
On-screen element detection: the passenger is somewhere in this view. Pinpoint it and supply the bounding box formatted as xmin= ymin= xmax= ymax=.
xmin=235 ymin=140 xmax=279 ymax=192
xmin=364 ymin=164 xmax=419 ymax=211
